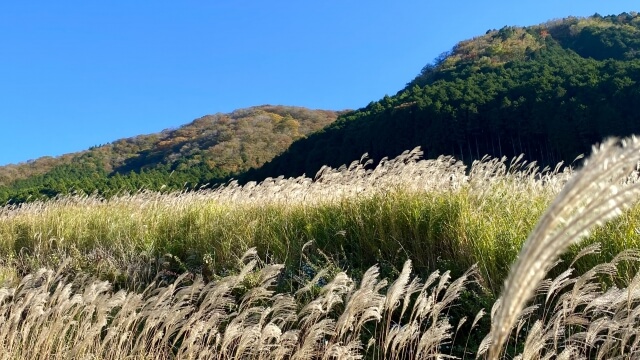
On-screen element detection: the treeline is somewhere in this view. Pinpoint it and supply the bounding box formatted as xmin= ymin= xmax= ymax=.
xmin=0 ymin=153 xmax=227 ymax=204
xmin=0 ymin=106 xmax=338 ymax=204
xmin=245 ymin=13 xmax=640 ymax=181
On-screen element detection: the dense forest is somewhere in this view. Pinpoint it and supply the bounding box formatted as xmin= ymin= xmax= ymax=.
xmin=246 ymin=13 xmax=640 ymax=181
xmin=0 ymin=106 xmax=338 ymax=203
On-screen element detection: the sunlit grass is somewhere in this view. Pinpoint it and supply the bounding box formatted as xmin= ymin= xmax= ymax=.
xmin=0 ymin=150 xmax=558 ymax=292
xmin=0 ymin=148 xmax=637 ymax=294
xmin=2 ymin=142 xmax=640 ymax=358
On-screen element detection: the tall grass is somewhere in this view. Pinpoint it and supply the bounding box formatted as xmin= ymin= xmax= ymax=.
xmin=0 ymin=249 xmax=481 ymax=359
xmin=1 ymin=139 xmax=640 ymax=358
xmin=0 ymin=149 xmax=571 ymax=291
xmin=486 ymin=137 xmax=640 ymax=358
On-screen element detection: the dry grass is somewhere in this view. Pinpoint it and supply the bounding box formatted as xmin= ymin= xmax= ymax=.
xmin=0 ymin=249 xmax=478 ymax=359
xmin=487 ymin=137 xmax=640 ymax=358
xmin=0 ymin=148 xmax=567 ymax=292
xmin=1 ymin=138 xmax=640 ymax=358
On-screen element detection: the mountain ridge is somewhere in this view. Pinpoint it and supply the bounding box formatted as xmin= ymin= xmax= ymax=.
xmin=244 ymin=12 xmax=640 ymax=181
xmin=0 ymin=105 xmax=340 ymax=202
xmin=4 ymin=12 xmax=640 ymax=203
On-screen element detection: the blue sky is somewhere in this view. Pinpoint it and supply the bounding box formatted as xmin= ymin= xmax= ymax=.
xmin=0 ymin=1 xmax=635 ymax=166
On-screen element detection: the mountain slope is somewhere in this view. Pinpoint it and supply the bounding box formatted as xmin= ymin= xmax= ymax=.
xmin=0 ymin=106 xmax=339 ymax=203
xmin=245 ymin=13 xmax=640 ymax=181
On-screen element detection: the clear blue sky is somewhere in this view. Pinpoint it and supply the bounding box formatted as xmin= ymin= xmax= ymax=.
xmin=0 ymin=1 xmax=635 ymax=166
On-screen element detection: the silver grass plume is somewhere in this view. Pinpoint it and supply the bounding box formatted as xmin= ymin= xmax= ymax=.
xmin=487 ymin=137 xmax=640 ymax=358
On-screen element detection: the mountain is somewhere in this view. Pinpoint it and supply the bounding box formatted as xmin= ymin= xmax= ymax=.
xmin=5 ymin=13 xmax=640 ymax=203
xmin=0 ymin=106 xmax=339 ymax=203
xmin=245 ymin=12 xmax=640 ymax=181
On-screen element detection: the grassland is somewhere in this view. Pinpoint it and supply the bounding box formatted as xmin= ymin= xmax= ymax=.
xmin=1 ymin=142 xmax=640 ymax=359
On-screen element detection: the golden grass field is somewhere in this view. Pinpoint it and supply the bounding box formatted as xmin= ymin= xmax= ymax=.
xmin=1 ymin=139 xmax=640 ymax=359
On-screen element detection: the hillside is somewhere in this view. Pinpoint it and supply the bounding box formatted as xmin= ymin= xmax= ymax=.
xmin=245 ymin=12 xmax=640 ymax=181
xmin=5 ymin=12 xmax=640 ymax=202
xmin=0 ymin=106 xmax=339 ymax=203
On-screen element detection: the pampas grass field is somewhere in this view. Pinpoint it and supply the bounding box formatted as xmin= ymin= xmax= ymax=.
xmin=2 ymin=139 xmax=640 ymax=358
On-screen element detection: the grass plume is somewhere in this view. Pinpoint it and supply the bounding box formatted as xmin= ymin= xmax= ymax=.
xmin=1 ymin=137 xmax=640 ymax=358
xmin=487 ymin=137 xmax=640 ymax=358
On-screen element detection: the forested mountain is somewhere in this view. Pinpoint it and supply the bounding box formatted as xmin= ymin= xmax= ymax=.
xmin=245 ymin=13 xmax=640 ymax=181
xmin=0 ymin=106 xmax=338 ymax=203
xmin=5 ymin=13 xmax=640 ymax=203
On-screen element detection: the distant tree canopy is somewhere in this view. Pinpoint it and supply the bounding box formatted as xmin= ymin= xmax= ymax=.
xmin=244 ymin=13 xmax=640 ymax=181
xmin=0 ymin=106 xmax=339 ymax=204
